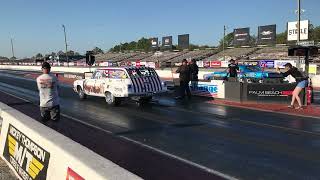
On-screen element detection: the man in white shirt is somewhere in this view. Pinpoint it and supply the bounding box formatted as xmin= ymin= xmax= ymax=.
xmin=36 ymin=62 xmax=60 ymax=122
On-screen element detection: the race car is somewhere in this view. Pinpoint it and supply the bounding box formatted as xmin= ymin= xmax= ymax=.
xmin=203 ymin=65 xmax=283 ymax=82
xmin=73 ymin=67 xmax=167 ymax=106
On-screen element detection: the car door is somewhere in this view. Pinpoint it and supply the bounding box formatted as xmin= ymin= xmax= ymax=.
xmin=94 ymin=70 xmax=107 ymax=96
xmin=83 ymin=71 xmax=98 ymax=95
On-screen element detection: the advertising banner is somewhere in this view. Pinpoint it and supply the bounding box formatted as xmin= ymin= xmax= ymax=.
xmin=190 ymin=80 xmax=225 ymax=98
xmin=162 ymin=36 xmax=173 ymax=49
xmin=203 ymin=61 xmax=210 ymax=68
xmin=287 ymin=20 xmax=309 ymax=41
xmin=150 ymin=38 xmax=158 ymax=49
xmin=210 ymin=61 xmax=221 ymax=68
xmin=233 ymin=28 xmax=250 ymax=46
xmin=258 ymin=24 xmax=276 ymax=44
xmin=258 ymin=60 xmax=275 ymax=68
xmin=178 ymin=34 xmax=190 ymax=49
xmin=196 ymin=61 xmax=204 ymax=68
xmin=221 ymin=60 xmax=229 ymax=68
xmin=246 ymin=83 xmax=298 ymax=103
xmin=274 ymin=60 xmax=296 ymax=68
xmin=3 ymin=124 xmax=50 ymax=180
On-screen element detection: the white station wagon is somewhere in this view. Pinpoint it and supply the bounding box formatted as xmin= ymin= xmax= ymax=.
xmin=73 ymin=67 xmax=167 ymax=106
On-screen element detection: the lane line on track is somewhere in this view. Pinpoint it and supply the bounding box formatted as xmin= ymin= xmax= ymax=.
xmin=0 ymin=88 xmax=238 ymax=180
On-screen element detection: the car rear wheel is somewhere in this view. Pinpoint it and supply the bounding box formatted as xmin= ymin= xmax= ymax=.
xmin=105 ymin=92 xmax=121 ymax=106
xmin=78 ymin=86 xmax=87 ymax=100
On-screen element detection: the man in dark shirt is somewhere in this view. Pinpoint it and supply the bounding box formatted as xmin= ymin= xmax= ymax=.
xmin=176 ymin=59 xmax=191 ymax=99
xmin=189 ymin=59 xmax=199 ymax=90
xmin=228 ymin=59 xmax=239 ymax=78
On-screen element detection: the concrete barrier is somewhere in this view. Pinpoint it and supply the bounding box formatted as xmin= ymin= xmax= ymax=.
xmin=0 ymin=102 xmax=141 ymax=180
xmin=0 ymin=65 xmax=319 ymax=87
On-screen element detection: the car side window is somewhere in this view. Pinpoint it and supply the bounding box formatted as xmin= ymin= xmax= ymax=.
xmin=94 ymin=71 xmax=103 ymax=79
xmin=91 ymin=71 xmax=97 ymax=79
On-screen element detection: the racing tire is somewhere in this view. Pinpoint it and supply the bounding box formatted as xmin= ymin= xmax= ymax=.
xmin=105 ymin=92 xmax=121 ymax=106
xmin=77 ymin=86 xmax=87 ymax=100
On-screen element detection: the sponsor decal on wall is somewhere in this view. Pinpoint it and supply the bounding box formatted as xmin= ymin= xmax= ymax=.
xmin=3 ymin=124 xmax=50 ymax=180
xmin=258 ymin=60 xmax=275 ymax=68
xmin=66 ymin=167 xmax=85 ymax=180
xmin=274 ymin=60 xmax=296 ymax=68
xmin=190 ymin=84 xmax=218 ymax=96
xmin=248 ymin=90 xmax=292 ymax=97
xmin=210 ymin=61 xmax=221 ymax=68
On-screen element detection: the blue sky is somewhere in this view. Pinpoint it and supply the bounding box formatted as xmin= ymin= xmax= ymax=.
xmin=0 ymin=0 xmax=319 ymax=58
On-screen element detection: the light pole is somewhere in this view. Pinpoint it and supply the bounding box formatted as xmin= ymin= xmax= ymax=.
xmin=62 ymin=24 xmax=69 ymax=67
xmin=297 ymin=0 xmax=301 ymax=43
xmin=223 ymin=25 xmax=226 ymax=61
xmin=10 ymin=38 xmax=15 ymax=59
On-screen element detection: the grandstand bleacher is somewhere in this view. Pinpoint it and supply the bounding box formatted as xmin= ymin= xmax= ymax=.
xmin=2 ymin=46 xmax=319 ymax=68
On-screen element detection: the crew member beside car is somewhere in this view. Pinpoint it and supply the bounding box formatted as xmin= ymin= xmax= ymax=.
xmin=276 ymin=63 xmax=307 ymax=109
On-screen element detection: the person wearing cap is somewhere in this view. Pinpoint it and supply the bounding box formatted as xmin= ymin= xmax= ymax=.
xmin=227 ymin=59 xmax=239 ymax=78
xmin=36 ymin=62 xmax=60 ymax=122
xmin=276 ymin=63 xmax=307 ymax=109
xmin=175 ymin=59 xmax=191 ymax=99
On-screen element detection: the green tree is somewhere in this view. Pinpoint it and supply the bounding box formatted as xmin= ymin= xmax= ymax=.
xmin=109 ymin=37 xmax=151 ymax=52
xmin=35 ymin=53 xmax=43 ymax=59
xmin=309 ymin=25 xmax=320 ymax=42
xmin=218 ymin=32 xmax=234 ymax=50
xmin=92 ymin=47 xmax=104 ymax=55
xmin=276 ymin=32 xmax=287 ymax=44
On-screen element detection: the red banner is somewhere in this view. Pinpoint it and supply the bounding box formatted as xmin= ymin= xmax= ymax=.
xmin=210 ymin=61 xmax=221 ymax=68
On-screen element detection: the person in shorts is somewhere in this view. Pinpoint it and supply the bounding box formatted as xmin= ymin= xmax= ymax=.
xmin=276 ymin=63 xmax=307 ymax=109
xmin=37 ymin=62 xmax=60 ymax=122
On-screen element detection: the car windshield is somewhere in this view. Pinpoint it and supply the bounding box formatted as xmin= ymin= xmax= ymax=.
xmin=127 ymin=68 xmax=157 ymax=78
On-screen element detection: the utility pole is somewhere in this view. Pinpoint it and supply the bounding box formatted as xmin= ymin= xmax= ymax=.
xmin=297 ymin=0 xmax=301 ymax=70
xmin=10 ymin=38 xmax=15 ymax=59
xmin=62 ymin=24 xmax=69 ymax=67
xmin=297 ymin=0 xmax=301 ymax=43
xmin=223 ymin=25 xmax=226 ymax=61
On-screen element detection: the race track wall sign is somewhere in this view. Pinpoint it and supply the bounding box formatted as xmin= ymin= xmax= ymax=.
xmin=246 ymin=83 xmax=297 ymax=103
xmin=3 ymin=124 xmax=50 ymax=180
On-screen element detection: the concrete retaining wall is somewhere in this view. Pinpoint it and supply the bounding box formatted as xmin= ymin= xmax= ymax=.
xmin=0 ymin=102 xmax=141 ymax=180
xmin=0 ymin=65 xmax=319 ymax=87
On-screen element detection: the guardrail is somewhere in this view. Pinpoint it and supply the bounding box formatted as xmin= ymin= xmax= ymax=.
xmin=0 ymin=102 xmax=141 ymax=180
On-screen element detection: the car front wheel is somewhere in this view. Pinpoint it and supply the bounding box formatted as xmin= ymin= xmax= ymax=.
xmin=105 ymin=92 xmax=121 ymax=106
xmin=78 ymin=86 xmax=87 ymax=100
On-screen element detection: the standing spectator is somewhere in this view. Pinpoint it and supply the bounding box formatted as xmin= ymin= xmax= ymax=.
xmin=189 ymin=59 xmax=199 ymax=90
xmin=276 ymin=63 xmax=307 ymax=109
xmin=227 ymin=59 xmax=239 ymax=78
xmin=175 ymin=59 xmax=191 ymax=99
xmin=37 ymin=62 xmax=60 ymax=122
